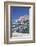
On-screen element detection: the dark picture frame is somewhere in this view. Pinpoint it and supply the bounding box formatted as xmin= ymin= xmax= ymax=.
xmin=4 ymin=1 xmax=35 ymax=44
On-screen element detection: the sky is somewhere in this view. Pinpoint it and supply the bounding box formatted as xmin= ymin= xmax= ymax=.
xmin=10 ymin=6 xmax=30 ymax=23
